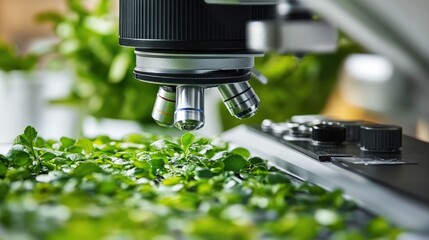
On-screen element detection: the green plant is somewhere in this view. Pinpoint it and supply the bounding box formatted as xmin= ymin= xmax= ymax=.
xmin=0 ymin=40 xmax=39 ymax=72
xmin=0 ymin=126 xmax=401 ymax=239
xmin=38 ymin=0 xmax=158 ymax=122
xmin=220 ymin=39 xmax=362 ymax=130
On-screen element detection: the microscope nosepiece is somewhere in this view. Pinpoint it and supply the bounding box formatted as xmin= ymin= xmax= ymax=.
xmin=119 ymin=0 xmax=274 ymax=131
xmin=218 ymin=82 xmax=260 ymax=119
xmin=174 ymin=86 xmax=205 ymax=131
xmin=152 ymin=86 xmax=176 ymax=127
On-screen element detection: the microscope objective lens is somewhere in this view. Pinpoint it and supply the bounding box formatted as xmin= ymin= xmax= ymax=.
xmin=174 ymin=86 xmax=205 ymax=131
xmin=218 ymin=82 xmax=260 ymax=119
xmin=152 ymin=86 xmax=176 ymax=127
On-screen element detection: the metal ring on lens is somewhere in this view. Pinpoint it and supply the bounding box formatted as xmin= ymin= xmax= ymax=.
xmin=135 ymin=51 xmax=260 ymax=75
xmin=218 ymin=81 xmax=260 ymax=119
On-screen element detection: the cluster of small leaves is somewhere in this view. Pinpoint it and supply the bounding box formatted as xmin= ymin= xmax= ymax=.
xmin=0 ymin=127 xmax=400 ymax=239
xmin=0 ymin=40 xmax=39 ymax=72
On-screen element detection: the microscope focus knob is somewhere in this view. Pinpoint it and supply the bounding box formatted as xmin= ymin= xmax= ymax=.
xmin=312 ymin=124 xmax=346 ymax=144
xmin=360 ymin=125 xmax=402 ymax=152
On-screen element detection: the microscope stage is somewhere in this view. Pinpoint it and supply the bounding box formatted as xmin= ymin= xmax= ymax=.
xmin=222 ymin=124 xmax=429 ymax=234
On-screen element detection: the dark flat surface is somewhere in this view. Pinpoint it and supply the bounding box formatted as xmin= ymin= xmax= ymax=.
xmin=252 ymin=126 xmax=429 ymax=206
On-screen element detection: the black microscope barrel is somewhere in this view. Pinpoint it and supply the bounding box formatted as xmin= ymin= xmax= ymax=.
xmin=119 ymin=0 xmax=275 ymax=53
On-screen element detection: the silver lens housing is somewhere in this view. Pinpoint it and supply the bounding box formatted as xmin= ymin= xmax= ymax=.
xmin=174 ymin=86 xmax=205 ymax=131
xmin=152 ymin=86 xmax=176 ymax=127
xmin=135 ymin=51 xmax=259 ymax=76
xmin=218 ymin=81 xmax=260 ymax=119
xmin=135 ymin=51 xmax=263 ymax=131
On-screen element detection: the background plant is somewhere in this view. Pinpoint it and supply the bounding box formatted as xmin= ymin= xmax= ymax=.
xmin=0 ymin=40 xmax=39 ymax=72
xmin=38 ymin=0 xmax=158 ymax=122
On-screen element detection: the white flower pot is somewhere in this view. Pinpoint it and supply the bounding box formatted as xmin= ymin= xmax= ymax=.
xmin=0 ymin=70 xmax=82 ymax=143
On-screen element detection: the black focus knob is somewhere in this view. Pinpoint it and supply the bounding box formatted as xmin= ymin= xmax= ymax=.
xmin=360 ymin=124 xmax=402 ymax=152
xmin=312 ymin=124 xmax=346 ymax=144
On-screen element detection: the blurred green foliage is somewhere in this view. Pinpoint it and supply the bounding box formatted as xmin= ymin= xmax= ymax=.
xmin=38 ymin=0 xmax=158 ymax=122
xmin=220 ymin=39 xmax=362 ymax=130
xmin=0 ymin=40 xmax=39 ymax=72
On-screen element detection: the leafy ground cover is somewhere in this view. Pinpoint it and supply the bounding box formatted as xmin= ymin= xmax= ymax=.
xmin=0 ymin=127 xmax=400 ymax=239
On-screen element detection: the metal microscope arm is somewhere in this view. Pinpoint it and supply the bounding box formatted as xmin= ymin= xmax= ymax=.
xmin=207 ymin=0 xmax=429 ymax=118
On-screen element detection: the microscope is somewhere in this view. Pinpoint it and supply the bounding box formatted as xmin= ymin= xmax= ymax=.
xmin=119 ymin=0 xmax=429 ymax=234
xmin=118 ymin=0 xmax=336 ymax=131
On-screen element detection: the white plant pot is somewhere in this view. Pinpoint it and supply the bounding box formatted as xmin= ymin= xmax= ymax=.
xmin=0 ymin=70 xmax=82 ymax=143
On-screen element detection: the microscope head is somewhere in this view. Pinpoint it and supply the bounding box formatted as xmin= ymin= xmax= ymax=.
xmin=119 ymin=0 xmax=337 ymax=131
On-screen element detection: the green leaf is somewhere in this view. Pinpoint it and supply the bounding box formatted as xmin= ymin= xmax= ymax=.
xmin=75 ymin=139 xmax=94 ymax=153
xmin=6 ymin=168 xmax=32 ymax=180
xmin=24 ymin=126 xmax=38 ymax=144
xmin=108 ymin=49 xmax=131 ymax=83
xmin=67 ymin=0 xmax=89 ymax=16
xmin=0 ymin=161 xmax=7 ymax=177
xmin=133 ymin=159 xmax=151 ymax=170
xmin=196 ymin=168 xmax=214 ymax=179
xmin=66 ymin=146 xmax=84 ymax=154
xmin=231 ymin=147 xmax=251 ymax=159
xmin=73 ymin=161 xmax=102 ymax=177
xmin=162 ymin=176 xmax=183 ymax=186
xmin=249 ymin=157 xmax=264 ymax=165
xmin=181 ymin=132 xmax=195 ymax=153
xmin=10 ymin=126 xmax=37 ymax=159
xmin=6 ymin=147 xmax=31 ymax=167
xmin=290 ymin=217 xmax=319 ymax=239
xmin=0 ymin=180 xmax=9 ymax=201
xmin=94 ymin=135 xmax=111 ymax=144
xmin=13 ymin=135 xmax=31 ymax=149
xmin=149 ymin=158 xmax=165 ymax=175
xmin=60 ymin=137 xmax=76 ymax=148
xmin=34 ymin=137 xmax=47 ymax=148
xmin=0 ymin=41 xmax=39 ymax=71
xmin=94 ymin=0 xmax=111 ymax=15
xmin=367 ymin=218 xmax=393 ymax=237
xmin=65 ymin=153 xmax=85 ymax=162
xmin=42 ymin=161 xmax=56 ymax=171
xmin=0 ymin=154 xmax=8 ymax=165
xmin=151 ymin=139 xmax=180 ymax=151
xmin=223 ymin=154 xmax=247 ymax=172
xmin=39 ymin=152 xmax=57 ymax=162
xmin=267 ymin=172 xmax=291 ymax=185
xmin=134 ymin=167 xmax=155 ymax=180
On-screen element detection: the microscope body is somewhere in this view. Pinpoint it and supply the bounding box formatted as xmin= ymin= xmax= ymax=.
xmin=118 ymin=0 xmax=337 ymax=131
